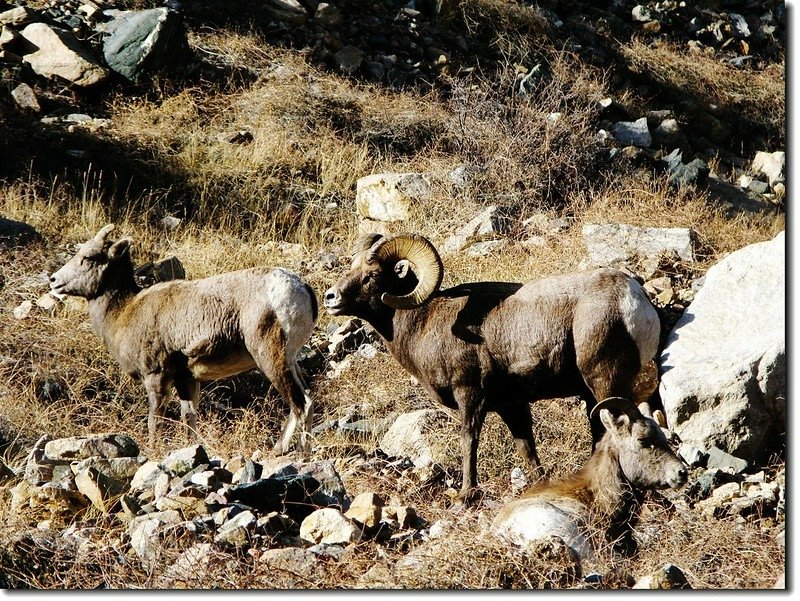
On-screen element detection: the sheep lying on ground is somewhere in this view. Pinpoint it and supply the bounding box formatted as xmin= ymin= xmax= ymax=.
xmin=49 ymin=225 xmax=318 ymax=450
xmin=323 ymin=233 xmax=661 ymax=502
xmin=491 ymin=397 xmax=687 ymax=560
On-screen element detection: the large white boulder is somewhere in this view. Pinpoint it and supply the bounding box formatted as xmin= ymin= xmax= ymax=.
xmin=659 ymin=231 xmax=785 ymax=462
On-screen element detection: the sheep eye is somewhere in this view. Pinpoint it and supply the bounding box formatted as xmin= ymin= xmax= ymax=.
xmin=638 ymin=438 xmax=653 ymax=449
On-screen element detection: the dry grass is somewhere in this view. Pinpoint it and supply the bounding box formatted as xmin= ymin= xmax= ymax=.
xmin=0 ymin=6 xmax=785 ymax=588
xmin=621 ymin=39 xmax=785 ymax=145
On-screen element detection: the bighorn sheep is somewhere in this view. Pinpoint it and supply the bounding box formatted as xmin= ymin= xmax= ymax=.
xmin=491 ymin=397 xmax=687 ymax=560
xmin=324 ymin=233 xmax=660 ymax=501
xmin=49 ymin=225 xmax=317 ymax=451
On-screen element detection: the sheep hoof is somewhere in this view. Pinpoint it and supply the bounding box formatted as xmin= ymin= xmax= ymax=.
xmin=458 ymin=486 xmax=486 ymax=507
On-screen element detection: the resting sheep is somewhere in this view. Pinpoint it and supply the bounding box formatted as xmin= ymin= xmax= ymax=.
xmin=324 ymin=233 xmax=660 ymax=502
xmin=49 ymin=224 xmax=317 ymax=451
xmin=491 ymin=397 xmax=687 ymax=560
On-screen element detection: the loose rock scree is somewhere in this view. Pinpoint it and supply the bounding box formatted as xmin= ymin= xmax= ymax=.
xmin=324 ymin=233 xmax=661 ymax=501
xmin=492 ymin=397 xmax=688 ymax=560
xmin=49 ymin=225 xmax=318 ymax=450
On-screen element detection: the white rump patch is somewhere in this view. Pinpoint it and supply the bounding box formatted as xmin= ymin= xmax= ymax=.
xmin=619 ymin=279 xmax=660 ymax=366
xmin=267 ymin=268 xmax=315 ymax=357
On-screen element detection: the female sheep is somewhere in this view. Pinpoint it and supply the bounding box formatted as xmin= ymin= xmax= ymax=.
xmin=49 ymin=225 xmax=317 ymax=451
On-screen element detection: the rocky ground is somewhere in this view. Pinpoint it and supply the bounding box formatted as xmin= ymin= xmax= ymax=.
xmin=0 ymin=0 xmax=787 ymax=590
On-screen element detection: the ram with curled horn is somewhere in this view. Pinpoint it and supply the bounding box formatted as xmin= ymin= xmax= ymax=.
xmin=325 ymin=233 xmax=661 ymax=503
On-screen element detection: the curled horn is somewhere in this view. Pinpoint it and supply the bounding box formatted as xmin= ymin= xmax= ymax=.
xmin=589 ymin=397 xmax=643 ymax=422
xmin=353 ymin=233 xmax=385 ymax=256
xmin=94 ymin=224 xmax=116 ymax=242
xmin=372 ymin=234 xmax=443 ymax=310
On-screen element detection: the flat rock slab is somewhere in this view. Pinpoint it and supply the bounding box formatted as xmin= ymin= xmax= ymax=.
xmin=582 ymin=223 xmax=696 ymax=267
xmin=44 ymin=434 xmax=139 ymax=461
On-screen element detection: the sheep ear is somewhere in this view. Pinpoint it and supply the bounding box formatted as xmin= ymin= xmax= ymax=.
xmin=599 ymin=408 xmax=630 ymax=434
xmin=394 ymin=259 xmax=412 ymax=279
xmin=108 ymin=238 xmax=132 ymax=260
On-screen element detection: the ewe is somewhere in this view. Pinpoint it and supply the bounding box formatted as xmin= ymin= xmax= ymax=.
xmin=50 ymin=225 xmax=317 ymax=450
xmin=492 ymin=397 xmax=687 ymax=561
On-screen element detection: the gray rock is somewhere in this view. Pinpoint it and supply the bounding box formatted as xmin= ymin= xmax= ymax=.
xmin=256 ymin=511 xmax=297 ymax=535
xmin=134 ymin=256 xmax=185 ymax=287
xmin=355 ymin=172 xmax=433 ymax=222
xmin=582 ymin=223 xmax=697 ymax=267
xmin=101 ymin=7 xmax=190 ymax=82
xmin=12 ymin=300 xmax=33 ymax=320
xmin=751 ymin=151 xmax=785 ymax=187
xmin=71 ymin=456 xmax=145 ymax=482
xmin=729 ymin=13 xmax=750 ymax=38
xmin=160 ymin=445 xmax=209 ymax=477
xmin=612 ymin=117 xmax=652 ymax=148
xmin=0 ymin=25 xmax=17 ymax=47
xmin=652 ymin=119 xmax=689 ymax=151
xmin=215 ymin=509 xmax=257 ymax=547
xmin=333 ymin=45 xmax=364 ymax=75
xmin=442 ymin=205 xmax=512 ymax=255
xmin=225 ymin=466 xmax=343 ymax=522
xmin=314 ymin=3 xmax=342 ymax=27
xmin=259 ymin=547 xmax=318 ymax=577
xmin=379 ymin=409 xmax=453 ymax=468
xmin=631 ymin=5 xmax=653 ymax=22
xmin=705 ymin=446 xmax=748 ymax=474
xmin=44 ymin=434 xmax=139 ymax=461
xmin=74 ymin=466 xmax=128 ymax=513
xmin=265 ymin=0 xmax=308 ymax=23
xmin=0 ymin=6 xmax=32 ymax=26
xmin=463 ymin=239 xmax=506 ymax=257
xmin=633 ymin=564 xmax=691 ymax=589
xmin=128 ymin=510 xmax=182 ymax=566
xmin=678 ymin=443 xmax=707 ymax=467
xmin=0 ymin=217 xmax=42 ymax=248
xmin=662 ymin=149 xmax=709 ymax=187
xmin=161 ymin=215 xmax=182 ymax=231
xmin=300 ymin=508 xmax=361 ymax=545
xmin=130 ymin=461 xmax=165 ymax=490
xmin=10 ymin=83 xmax=40 ymax=112
xmin=154 ymin=485 xmax=207 ymax=518
xmin=159 ymin=543 xmax=213 ymax=587
xmin=660 ymin=232 xmax=785 ymax=462
xmin=21 ymin=23 xmax=108 ymax=86
xmin=307 ymin=542 xmax=346 ymax=560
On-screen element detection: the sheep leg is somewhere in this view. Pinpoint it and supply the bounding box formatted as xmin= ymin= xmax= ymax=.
xmin=175 ymin=378 xmax=200 ymax=442
xmin=144 ymin=373 xmax=170 ymax=448
xmin=576 ymin=323 xmax=640 ymax=449
xmin=455 ymin=388 xmax=486 ymax=504
xmin=289 ymin=361 xmax=314 ymax=452
xmin=256 ymin=352 xmax=311 ymax=456
xmin=495 ymin=404 xmax=545 ymax=479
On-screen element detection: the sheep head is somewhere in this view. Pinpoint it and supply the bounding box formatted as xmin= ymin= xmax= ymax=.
xmin=49 ymin=224 xmax=133 ymax=299
xmin=592 ymin=397 xmax=687 ymax=491
xmin=324 ymin=233 xmax=443 ymax=317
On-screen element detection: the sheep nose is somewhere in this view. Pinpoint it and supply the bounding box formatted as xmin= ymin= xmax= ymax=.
xmin=323 ymin=289 xmax=339 ymax=307
xmin=49 ymin=275 xmax=56 ymax=283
